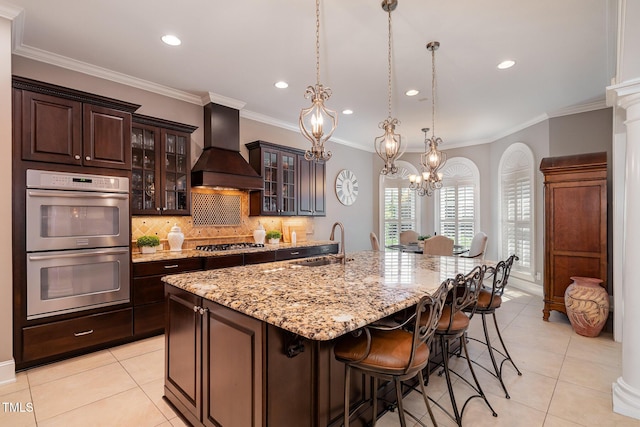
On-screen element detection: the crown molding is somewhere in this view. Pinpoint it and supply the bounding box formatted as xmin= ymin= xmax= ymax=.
xmin=548 ymin=98 xmax=608 ymax=118
xmin=201 ymin=92 xmax=246 ymax=110
xmin=0 ymin=1 xmax=22 ymax=20
xmin=13 ymin=43 xmax=204 ymax=105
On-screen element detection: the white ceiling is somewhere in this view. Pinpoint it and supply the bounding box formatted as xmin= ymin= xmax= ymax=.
xmin=4 ymin=0 xmax=616 ymax=152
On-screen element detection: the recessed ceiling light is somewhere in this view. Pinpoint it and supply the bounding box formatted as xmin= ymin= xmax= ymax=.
xmin=161 ymin=34 xmax=181 ymax=46
xmin=274 ymin=81 xmax=289 ymax=89
xmin=405 ymin=89 xmax=420 ymax=97
xmin=497 ymin=60 xmax=516 ymax=70
xmin=342 ymin=109 xmax=353 ymax=115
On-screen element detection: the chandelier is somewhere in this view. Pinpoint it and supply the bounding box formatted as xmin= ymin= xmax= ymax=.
xmin=409 ymin=41 xmax=447 ymax=196
xmin=299 ymin=0 xmax=337 ymax=161
xmin=374 ymin=0 xmax=404 ymax=175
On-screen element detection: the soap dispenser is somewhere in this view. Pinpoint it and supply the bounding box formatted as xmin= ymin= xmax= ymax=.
xmin=167 ymin=224 xmax=184 ymax=252
xmin=253 ymin=222 xmax=266 ymax=245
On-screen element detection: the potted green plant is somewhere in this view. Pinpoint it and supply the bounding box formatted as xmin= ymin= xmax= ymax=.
xmin=137 ymin=235 xmax=161 ymax=254
xmin=266 ymin=230 xmax=282 ymax=245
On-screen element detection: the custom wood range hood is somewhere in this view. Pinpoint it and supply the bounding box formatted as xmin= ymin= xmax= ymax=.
xmin=191 ymin=102 xmax=263 ymax=190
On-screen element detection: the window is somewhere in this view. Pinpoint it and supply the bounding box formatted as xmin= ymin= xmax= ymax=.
xmin=499 ymin=143 xmax=534 ymax=277
xmin=380 ymin=161 xmax=419 ymax=246
xmin=435 ymin=158 xmax=480 ymax=248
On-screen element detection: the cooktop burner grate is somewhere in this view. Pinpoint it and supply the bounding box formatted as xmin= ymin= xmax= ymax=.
xmin=196 ymin=242 xmax=265 ymax=252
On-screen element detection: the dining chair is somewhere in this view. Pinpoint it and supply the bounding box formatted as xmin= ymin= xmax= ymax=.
xmin=459 ymin=232 xmax=488 ymax=259
xmin=370 ymin=232 xmax=380 ymax=251
xmin=334 ymin=280 xmax=450 ymax=427
xmin=399 ymin=230 xmax=420 ymax=245
xmin=422 ymin=235 xmax=454 ymax=256
xmin=429 ymin=265 xmax=497 ymax=426
xmin=463 ymin=254 xmax=522 ymax=398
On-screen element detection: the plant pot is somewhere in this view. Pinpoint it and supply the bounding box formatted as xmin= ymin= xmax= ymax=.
xmin=564 ymin=276 xmax=609 ymax=337
xmin=268 ymin=238 xmax=280 ymax=245
xmin=140 ymin=246 xmax=156 ymax=254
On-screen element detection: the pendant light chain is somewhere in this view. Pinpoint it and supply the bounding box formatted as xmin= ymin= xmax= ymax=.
xmin=315 ymin=0 xmax=320 ymax=86
xmin=431 ymin=45 xmax=437 ymax=137
xmin=387 ymin=8 xmax=392 ymax=118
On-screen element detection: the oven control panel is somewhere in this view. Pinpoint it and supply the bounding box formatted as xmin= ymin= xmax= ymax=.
xmin=26 ymin=170 xmax=129 ymax=193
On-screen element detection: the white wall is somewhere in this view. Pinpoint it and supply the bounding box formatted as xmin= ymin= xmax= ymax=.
xmin=0 ymin=15 xmax=15 ymax=384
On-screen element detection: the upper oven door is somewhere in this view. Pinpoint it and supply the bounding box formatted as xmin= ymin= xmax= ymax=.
xmin=26 ymin=189 xmax=130 ymax=252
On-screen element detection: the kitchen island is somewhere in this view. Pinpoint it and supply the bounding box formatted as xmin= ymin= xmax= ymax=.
xmin=162 ymin=250 xmax=489 ymax=427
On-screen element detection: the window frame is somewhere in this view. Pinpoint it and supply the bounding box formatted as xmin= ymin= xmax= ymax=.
xmin=498 ymin=142 xmax=535 ymax=281
xmin=434 ymin=157 xmax=480 ymax=247
xmin=379 ymin=160 xmax=421 ymax=248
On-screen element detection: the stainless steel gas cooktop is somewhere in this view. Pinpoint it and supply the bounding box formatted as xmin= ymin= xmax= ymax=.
xmin=196 ymin=243 xmax=265 ymax=252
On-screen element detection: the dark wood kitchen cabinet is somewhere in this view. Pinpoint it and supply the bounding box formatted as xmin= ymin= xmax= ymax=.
xmin=13 ymin=76 xmax=139 ymax=170
xmin=131 ymin=114 xmax=197 ymax=215
xmin=540 ymin=152 xmax=608 ymax=320
xmin=247 ymin=140 xmax=299 ymax=216
xmin=298 ymin=155 xmax=326 ymax=216
xmin=132 ymin=258 xmax=203 ymax=337
xmin=164 ymin=286 xmax=264 ymax=427
xmin=164 ymin=284 xmax=369 ymax=427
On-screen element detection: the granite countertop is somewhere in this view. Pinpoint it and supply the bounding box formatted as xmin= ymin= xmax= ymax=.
xmin=161 ymin=250 xmax=491 ymax=341
xmin=131 ymin=240 xmax=337 ymax=263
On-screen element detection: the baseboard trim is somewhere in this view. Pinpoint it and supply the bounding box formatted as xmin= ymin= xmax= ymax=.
xmin=614 ymin=377 xmax=640 ymax=420
xmin=509 ymin=276 xmax=543 ymax=297
xmin=0 ymin=358 xmax=16 ymax=386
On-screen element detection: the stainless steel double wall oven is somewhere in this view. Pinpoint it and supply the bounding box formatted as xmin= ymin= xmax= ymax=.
xmin=26 ymin=169 xmax=130 ymax=320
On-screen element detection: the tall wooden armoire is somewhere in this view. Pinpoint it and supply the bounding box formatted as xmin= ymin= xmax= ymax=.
xmin=539 ymin=152 xmax=608 ymax=321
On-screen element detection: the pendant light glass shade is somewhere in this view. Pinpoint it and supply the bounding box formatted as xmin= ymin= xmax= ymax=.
xmin=299 ymin=0 xmax=337 ymax=162
xmin=375 ymin=0 xmax=404 ymax=175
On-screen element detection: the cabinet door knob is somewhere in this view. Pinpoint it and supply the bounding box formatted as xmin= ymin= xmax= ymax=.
xmin=156 ymin=207 xmax=161 ymax=211
xmin=199 ymin=307 xmax=208 ymax=315
xmin=74 ymin=155 xmax=81 ymax=160
xmin=85 ymin=156 xmax=91 ymax=161
xmin=193 ymin=306 xmax=200 ymax=313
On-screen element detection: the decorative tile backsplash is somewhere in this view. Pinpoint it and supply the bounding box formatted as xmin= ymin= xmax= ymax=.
xmin=131 ymin=189 xmax=313 ymax=252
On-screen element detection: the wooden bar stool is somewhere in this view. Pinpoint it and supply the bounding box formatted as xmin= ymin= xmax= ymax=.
xmin=463 ymin=254 xmax=522 ymax=398
xmin=430 ymin=265 xmax=497 ymax=426
xmin=334 ymin=280 xmax=450 ymax=427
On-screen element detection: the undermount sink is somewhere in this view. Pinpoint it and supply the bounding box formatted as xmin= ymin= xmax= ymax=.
xmin=291 ymin=256 xmax=352 ymax=267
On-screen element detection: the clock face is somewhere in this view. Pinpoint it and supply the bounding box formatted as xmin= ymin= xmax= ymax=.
xmin=335 ymin=169 xmax=359 ymax=206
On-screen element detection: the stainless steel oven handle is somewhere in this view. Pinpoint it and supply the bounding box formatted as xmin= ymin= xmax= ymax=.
xmin=29 ymin=249 xmax=129 ymax=261
xmin=27 ymin=190 xmax=128 ymax=200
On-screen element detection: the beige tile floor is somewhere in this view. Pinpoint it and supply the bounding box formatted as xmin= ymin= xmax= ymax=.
xmin=0 ymin=288 xmax=638 ymax=427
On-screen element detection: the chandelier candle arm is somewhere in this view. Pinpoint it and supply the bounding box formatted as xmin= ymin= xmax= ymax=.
xmin=375 ymin=0 xmax=404 ymax=175
xmin=299 ymin=0 xmax=337 ymax=162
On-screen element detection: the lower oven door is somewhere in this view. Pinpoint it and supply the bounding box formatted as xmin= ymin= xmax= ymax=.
xmin=27 ymin=247 xmax=130 ymax=320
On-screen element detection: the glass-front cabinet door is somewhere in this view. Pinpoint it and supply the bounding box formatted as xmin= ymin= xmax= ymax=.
xmin=250 ymin=142 xmax=297 ymax=216
xmin=280 ymin=152 xmax=296 ymax=215
xmin=161 ymin=130 xmax=190 ymax=214
xmin=131 ymin=123 xmax=160 ymax=214
xmin=131 ymin=115 xmax=196 ymax=216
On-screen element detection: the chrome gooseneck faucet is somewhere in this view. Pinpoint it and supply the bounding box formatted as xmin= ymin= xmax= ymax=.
xmin=329 ymin=222 xmax=346 ymax=265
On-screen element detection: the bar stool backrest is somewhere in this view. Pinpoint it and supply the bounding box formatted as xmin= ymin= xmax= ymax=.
xmin=442 ymin=265 xmax=486 ymax=335
xmin=406 ymin=280 xmax=450 ymax=374
xmin=489 ymin=254 xmax=519 ymax=299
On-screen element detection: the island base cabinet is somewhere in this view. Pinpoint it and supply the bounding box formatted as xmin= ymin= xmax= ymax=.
xmin=203 ymin=302 xmax=263 ymax=427
xmin=164 ymin=288 xmax=202 ymax=427
xmin=164 ymin=285 xmax=376 ymax=427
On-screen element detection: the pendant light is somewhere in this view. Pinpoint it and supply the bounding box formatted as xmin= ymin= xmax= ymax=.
xmin=374 ymin=0 xmax=404 ymax=175
xmin=299 ymin=0 xmax=337 ymax=162
xmin=409 ymin=41 xmax=447 ymax=196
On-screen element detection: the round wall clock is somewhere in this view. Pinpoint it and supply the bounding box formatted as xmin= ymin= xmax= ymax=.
xmin=335 ymin=169 xmax=359 ymax=206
